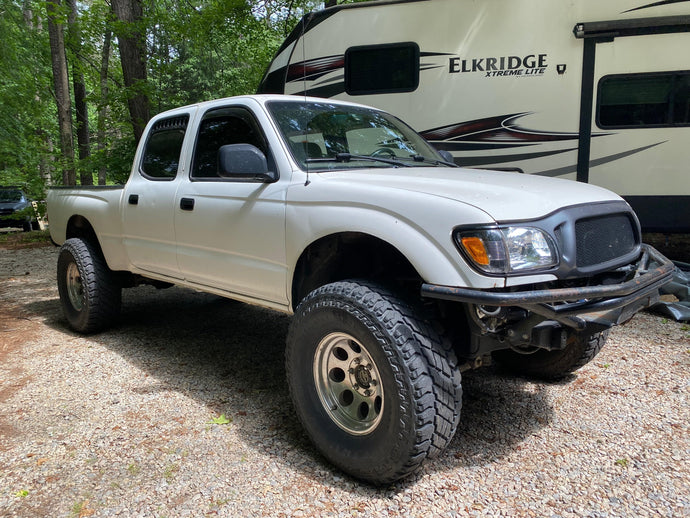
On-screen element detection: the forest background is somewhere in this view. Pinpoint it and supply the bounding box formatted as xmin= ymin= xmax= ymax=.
xmin=0 ymin=0 xmax=365 ymax=201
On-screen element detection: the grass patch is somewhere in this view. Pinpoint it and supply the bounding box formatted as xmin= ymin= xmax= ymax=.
xmin=0 ymin=229 xmax=52 ymax=249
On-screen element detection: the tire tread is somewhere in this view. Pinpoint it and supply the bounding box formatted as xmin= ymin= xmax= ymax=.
xmin=286 ymin=280 xmax=462 ymax=484
xmin=57 ymin=238 xmax=121 ymax=334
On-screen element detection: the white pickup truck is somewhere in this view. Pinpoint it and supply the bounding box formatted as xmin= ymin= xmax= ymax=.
xmin=47 ymin=94 xmax=673 ymax=484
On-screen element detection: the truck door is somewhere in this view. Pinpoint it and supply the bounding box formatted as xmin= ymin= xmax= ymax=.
xmin=173 ymin=103 xmax=289 ymax=305
xmin=575 ymin=17 xmax=690 ymax=232
xmin=121 ymin=114 xmax=190 ymax=279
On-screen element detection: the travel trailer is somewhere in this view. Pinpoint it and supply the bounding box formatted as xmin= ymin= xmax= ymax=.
xmin=258 ymin=0 xmax=690 ymax=232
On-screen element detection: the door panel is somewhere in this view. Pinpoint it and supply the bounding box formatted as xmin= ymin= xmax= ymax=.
xmin=173 ymin=103 xmax=289 ymax=304
xmin=588 ymin=33 xmax=690 ymax=230
xmin=590 ymin=33 xmax=690 ymax=197
xmin=174 ymin=182 xmax=288 ymax=303
xmin=122 ymin=114 xmax=191 ymax=278
xmin=123 ymin=178 xmax=182 ymax=278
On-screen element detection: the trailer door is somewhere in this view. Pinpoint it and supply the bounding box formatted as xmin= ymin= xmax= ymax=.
xmin=575 ymin=16 xmax=690 ymax=232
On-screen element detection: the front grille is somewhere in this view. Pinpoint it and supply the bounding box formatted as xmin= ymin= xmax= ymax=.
xmin=576 ymin=213 xmax=637 ymax=267
xmin=0 ymin=209 xmax=15 ymax=216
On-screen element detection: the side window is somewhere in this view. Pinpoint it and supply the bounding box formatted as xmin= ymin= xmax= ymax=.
xmin=597 ymin=71 xmax=690 ymax=128
xmin=345 ymin=42 xmax=419 ymax=95
xmin=140 ymin=115 xmax=189 ymax=179
xmin=192 ymin=106 xmax=273 ymax=179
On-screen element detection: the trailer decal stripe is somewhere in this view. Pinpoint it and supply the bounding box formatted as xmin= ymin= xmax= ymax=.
xmin=624 ymin=0 xmax=690 ymax=13
xmin=536 ymin=142 xmax=666 ymax=178
xmin=420 ymin=114 xmax=601 ymax=144
xmin=286 ymin=55 xmax=345 ymax=83
xmin=429 ymin=142 xmax=539 ymax=151
xmin=453 ymin=148 xmax=577 ymax=167
xmin=293 ymin=83 xmax=347 ymax=98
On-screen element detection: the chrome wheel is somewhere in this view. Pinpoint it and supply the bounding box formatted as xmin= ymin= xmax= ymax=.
xmin=313 ymin=332 xmax=384 ymax=435
xmin=65 ymin=262 xmax=85 ymax=311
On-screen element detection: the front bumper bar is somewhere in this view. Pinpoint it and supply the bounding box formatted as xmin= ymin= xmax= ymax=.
xmin=421 ymin=245 xmax=674 ymax=330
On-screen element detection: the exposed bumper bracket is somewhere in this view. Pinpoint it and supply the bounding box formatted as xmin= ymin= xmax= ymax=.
xmin=421 ymin=245 xmax=674 ymax=330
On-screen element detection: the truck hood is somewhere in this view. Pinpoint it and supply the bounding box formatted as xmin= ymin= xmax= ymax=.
xmin=317 ymin=167 xmax=622 ymax=222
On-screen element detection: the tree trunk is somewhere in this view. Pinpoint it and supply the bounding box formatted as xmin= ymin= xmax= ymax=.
xmin=97 ymin=29 xmax=112 ymax=186
xmin=46 ymin=0 xmax=76 ymax=185
xmin=111 ymin=0 xmax=150 ymax=144
xmin=66 ymin=0 xmax=92 ymax=185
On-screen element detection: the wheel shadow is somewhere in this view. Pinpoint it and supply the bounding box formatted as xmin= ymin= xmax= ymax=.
xmin=25 ymin=286 xmax=556 ymax=491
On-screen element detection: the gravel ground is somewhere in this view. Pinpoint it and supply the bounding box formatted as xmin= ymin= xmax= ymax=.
xmin=0 ymin=245 xmax=688 ymax=518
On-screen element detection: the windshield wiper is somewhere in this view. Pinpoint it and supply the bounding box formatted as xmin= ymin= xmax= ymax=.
xmin=399 ymin=155 xmax=459 ymax=168
xmin=306 ymin=153 xmax=414 ymax=167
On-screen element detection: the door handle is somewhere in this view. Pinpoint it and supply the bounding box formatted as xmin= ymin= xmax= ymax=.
xmin=180 ymin=197 xmax=195 ymax=211
xmin=128 ymin=194 xmax=139 ymax=205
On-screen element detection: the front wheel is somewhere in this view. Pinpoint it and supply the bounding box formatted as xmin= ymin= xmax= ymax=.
xmin=492 ymin=330 xmax=609 ymax=380
xmin=286 ymin=280 xmax=462 ymax=484
xmin=57 ymin=238 xmax=121 ymax=334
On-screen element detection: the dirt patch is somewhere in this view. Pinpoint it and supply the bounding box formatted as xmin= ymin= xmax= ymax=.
xmin=0 ymin=299 xmax=40 ymax=449
xmin=0 ymin=230 xmax=52 ymax=251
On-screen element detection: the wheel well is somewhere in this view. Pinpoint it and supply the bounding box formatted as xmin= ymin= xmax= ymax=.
xmin=66 ymin=216 xmax=102 ymax=255
xmin=291 ymin=232 xmax=422 ymax=309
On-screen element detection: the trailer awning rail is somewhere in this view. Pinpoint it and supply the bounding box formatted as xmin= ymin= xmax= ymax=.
xmin=574 ymin=15 xmax=690 ymax=40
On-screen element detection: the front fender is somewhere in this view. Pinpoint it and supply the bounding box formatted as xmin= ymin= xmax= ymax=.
xmin=285 ymin=180 xmax=507 ymax=292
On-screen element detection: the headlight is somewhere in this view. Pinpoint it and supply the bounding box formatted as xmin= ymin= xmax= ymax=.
xmin=454 ymin=226 xmax=558 ymax=275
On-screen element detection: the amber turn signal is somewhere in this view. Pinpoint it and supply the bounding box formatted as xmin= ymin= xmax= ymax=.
xmin=460 ymin=236 xmax=490 ymax=266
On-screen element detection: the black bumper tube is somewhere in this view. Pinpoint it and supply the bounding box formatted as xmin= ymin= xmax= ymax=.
xmin=421 ymin=245 xmax=674 ymax=330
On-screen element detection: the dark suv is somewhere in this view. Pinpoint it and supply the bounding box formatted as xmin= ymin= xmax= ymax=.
xmin=0 ymin=187 xmax=34 ymax=232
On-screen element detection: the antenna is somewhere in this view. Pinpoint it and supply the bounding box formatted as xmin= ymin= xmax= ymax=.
xmin=302 ymin=12 xmax=310 ymax=187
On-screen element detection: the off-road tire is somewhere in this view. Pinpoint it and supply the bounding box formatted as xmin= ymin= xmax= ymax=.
xmin=286 ymin=280 xmax=462 ymax=485
xmin=493 ymin=330 xmax=609 ymax=380
xmin=57 ymin=238 xmax=122 ymax=334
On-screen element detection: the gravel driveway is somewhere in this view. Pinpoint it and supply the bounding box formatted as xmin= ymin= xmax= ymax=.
xmin=0 ymin=245 xmax=688 ymax=517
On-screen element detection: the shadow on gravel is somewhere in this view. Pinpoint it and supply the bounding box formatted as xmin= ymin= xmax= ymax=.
xmin=26 ymin=286 xmax=555 ymax=491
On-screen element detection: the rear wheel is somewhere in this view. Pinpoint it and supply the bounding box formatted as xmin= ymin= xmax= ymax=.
xmin=286 ymin=280 xmax=462 ymax=484
xmin=57 ymin=238 xmax=121 ymax=333
xmin=492 ymin=330 xmax=609 ymax=380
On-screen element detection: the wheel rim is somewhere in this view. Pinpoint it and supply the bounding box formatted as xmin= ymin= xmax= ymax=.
xmin=313 ymin=332 xmax=384 ymax=435
xmin=65 ymin=262 xmax=85 ymax=311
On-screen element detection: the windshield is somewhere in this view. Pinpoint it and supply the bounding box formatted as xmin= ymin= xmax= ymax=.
xmin=266 ymin=100 xmax=450 ymax=170
xmin=0 ymin=190 xmax=24 ymax=203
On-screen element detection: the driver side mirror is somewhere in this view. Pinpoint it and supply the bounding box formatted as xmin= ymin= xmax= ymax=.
xmin=218 ymin=144 xmax=278 ymax=183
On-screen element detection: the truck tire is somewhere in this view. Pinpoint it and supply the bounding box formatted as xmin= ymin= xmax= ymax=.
xmin=492 ymin=330 xmax=609 ymax=380
xmin=286 ymin=280 xmax=462 ymax=484
xmin=57 ymin=238 xmax=121 ymax=334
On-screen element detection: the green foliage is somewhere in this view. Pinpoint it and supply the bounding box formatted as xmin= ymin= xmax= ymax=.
xmin=2 ymin=0 xmax=364 ymax=192
xmin=208 ymin=413 xmax=232 ymax=425
xmin=0 ymin=0 xmax=54 ymax=197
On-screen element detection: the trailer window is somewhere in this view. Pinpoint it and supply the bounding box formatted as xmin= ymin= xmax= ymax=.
xmin=345 ymin=42 xmax=419 ymax=95
xmin=597 ymin=71 xmax=690 ymax=128
xmin=140 ymin=115 xmax=189 ymax=180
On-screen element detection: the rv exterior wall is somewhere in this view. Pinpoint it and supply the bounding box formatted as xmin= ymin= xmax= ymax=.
xmin=272 ymin=0 xmax=690 ymax=231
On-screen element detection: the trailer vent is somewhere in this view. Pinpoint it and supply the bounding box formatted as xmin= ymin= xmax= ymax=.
xmin=575 ymin=214 xmax=637 ymax=267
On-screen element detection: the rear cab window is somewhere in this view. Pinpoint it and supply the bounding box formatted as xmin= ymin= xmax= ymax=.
xmin=140 ymin=115 xmax=190 ymax=180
